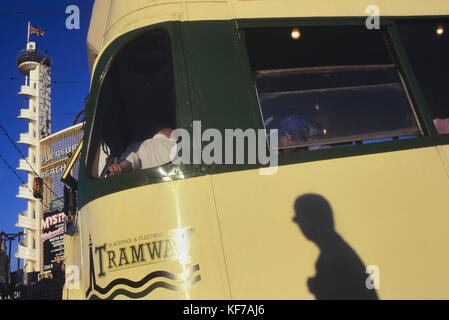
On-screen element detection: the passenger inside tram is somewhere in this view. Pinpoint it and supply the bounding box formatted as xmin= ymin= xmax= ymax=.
xmin=271 ymin=115 xmax=328 ymax=152
xmin=434 ymin=118 xmax=449 ymax=134
xmin=107 ymin=127 xmax=176 ymax=176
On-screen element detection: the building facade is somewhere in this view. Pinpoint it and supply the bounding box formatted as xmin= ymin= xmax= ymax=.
xmin=39 ymin=123 xmax=83 ymax=274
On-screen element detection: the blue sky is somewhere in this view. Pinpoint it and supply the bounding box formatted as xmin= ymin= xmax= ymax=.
xmin=0 ymin=0 xmax=94 ymax=270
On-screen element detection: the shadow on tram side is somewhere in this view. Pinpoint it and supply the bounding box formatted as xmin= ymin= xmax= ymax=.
xmin=293 ymin=194 xmax=379 ymax=300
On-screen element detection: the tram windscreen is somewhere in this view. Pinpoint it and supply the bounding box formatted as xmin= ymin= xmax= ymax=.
xmin=244 ymin=26 xmax=422 ymax=151
xmin=87 ymin=29 xmax=177 ymax=178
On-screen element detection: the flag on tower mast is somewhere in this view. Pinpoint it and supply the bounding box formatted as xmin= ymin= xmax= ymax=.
xmin=27 ymin=22 xmax=45 ymax=42
xmin=30 ymin=26 xmax=45 ymax=37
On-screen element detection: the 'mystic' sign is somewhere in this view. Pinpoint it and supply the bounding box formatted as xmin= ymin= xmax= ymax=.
xmin=41 ymin=211 xmax=65 ymax=272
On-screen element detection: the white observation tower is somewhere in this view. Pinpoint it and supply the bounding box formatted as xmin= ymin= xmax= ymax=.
xmin=15 ymin=22 xmax=51 ymax=273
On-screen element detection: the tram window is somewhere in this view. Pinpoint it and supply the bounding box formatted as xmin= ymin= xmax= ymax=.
xmin=87 ymin=30 xmax=177 ymax=178
xmin=396 ymin=19 xmax=449 ymax=135
xmin=244 ymin=27 xmax=422 ymax=151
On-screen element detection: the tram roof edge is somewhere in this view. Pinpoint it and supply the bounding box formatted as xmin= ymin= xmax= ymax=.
xmin=87 ymin=0 xmax=449 ymax=78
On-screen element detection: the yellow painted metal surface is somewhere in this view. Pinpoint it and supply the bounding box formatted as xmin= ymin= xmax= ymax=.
xmin=211 ymin=146 xmax=449 ymax=299
xmin=72 ymin=176 xmax=230 ymax=299
xmin=437 ymin=145 xmax=449 ymax=178
xmin=66 ymin=146 xmax=449 ymax=299
xmin=231 ymin=0 xmax=449 ymax=20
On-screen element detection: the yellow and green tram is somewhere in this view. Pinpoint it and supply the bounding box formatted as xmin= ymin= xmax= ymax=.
xmin=63 ymin=0 xmax=449 ymax=299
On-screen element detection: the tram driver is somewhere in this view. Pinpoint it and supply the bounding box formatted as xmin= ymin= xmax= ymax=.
xmin=107 ymin=127 xmax=176 ymax=176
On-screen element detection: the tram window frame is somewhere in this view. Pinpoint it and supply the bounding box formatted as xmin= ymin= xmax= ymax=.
xmin=85 ymin=27 xmax=189 ymax=181
xmin=241 ymin=24 xmax=428 ymax=154
xmin=395 ymin=18 xmax=449 ymax=136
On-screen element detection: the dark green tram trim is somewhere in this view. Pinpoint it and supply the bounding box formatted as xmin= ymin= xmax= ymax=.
xmin=387 ymin=23 xmax=438 ymax=136
xmin=236 ymin=15 xmax=449 ymax=29
xmin=78 ymin=18 xmax=449 ymax=209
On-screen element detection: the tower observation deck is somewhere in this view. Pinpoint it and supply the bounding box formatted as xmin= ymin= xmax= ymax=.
xmin=17 ymin=43 xmax=51 ymax=76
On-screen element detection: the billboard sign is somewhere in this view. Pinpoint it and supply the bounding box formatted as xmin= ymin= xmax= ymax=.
xmin=40 ymin=211 xmax=65 ymax=272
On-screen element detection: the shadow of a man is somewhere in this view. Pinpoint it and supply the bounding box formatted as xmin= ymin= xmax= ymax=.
xmin=293 ymin=194 xmax=378 ymax=300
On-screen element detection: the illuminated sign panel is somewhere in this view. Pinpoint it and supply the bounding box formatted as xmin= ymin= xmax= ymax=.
xmin=39 ymin=123 xmax=83 ymax=274
xmin=41 ymin=211 xmax=65 ymax=272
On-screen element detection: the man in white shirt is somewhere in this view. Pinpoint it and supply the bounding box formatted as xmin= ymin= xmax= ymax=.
xmin=107 ymin=128 xmax=176 ymax=176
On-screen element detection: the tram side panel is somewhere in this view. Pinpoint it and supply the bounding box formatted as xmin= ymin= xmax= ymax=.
xmin=76 ymin=176 xmax=230 ymax=300
xmin=211 ymin=146 xmax=449 ymax=299
xmin=437 ymin=145 xmax=449 ymax=177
